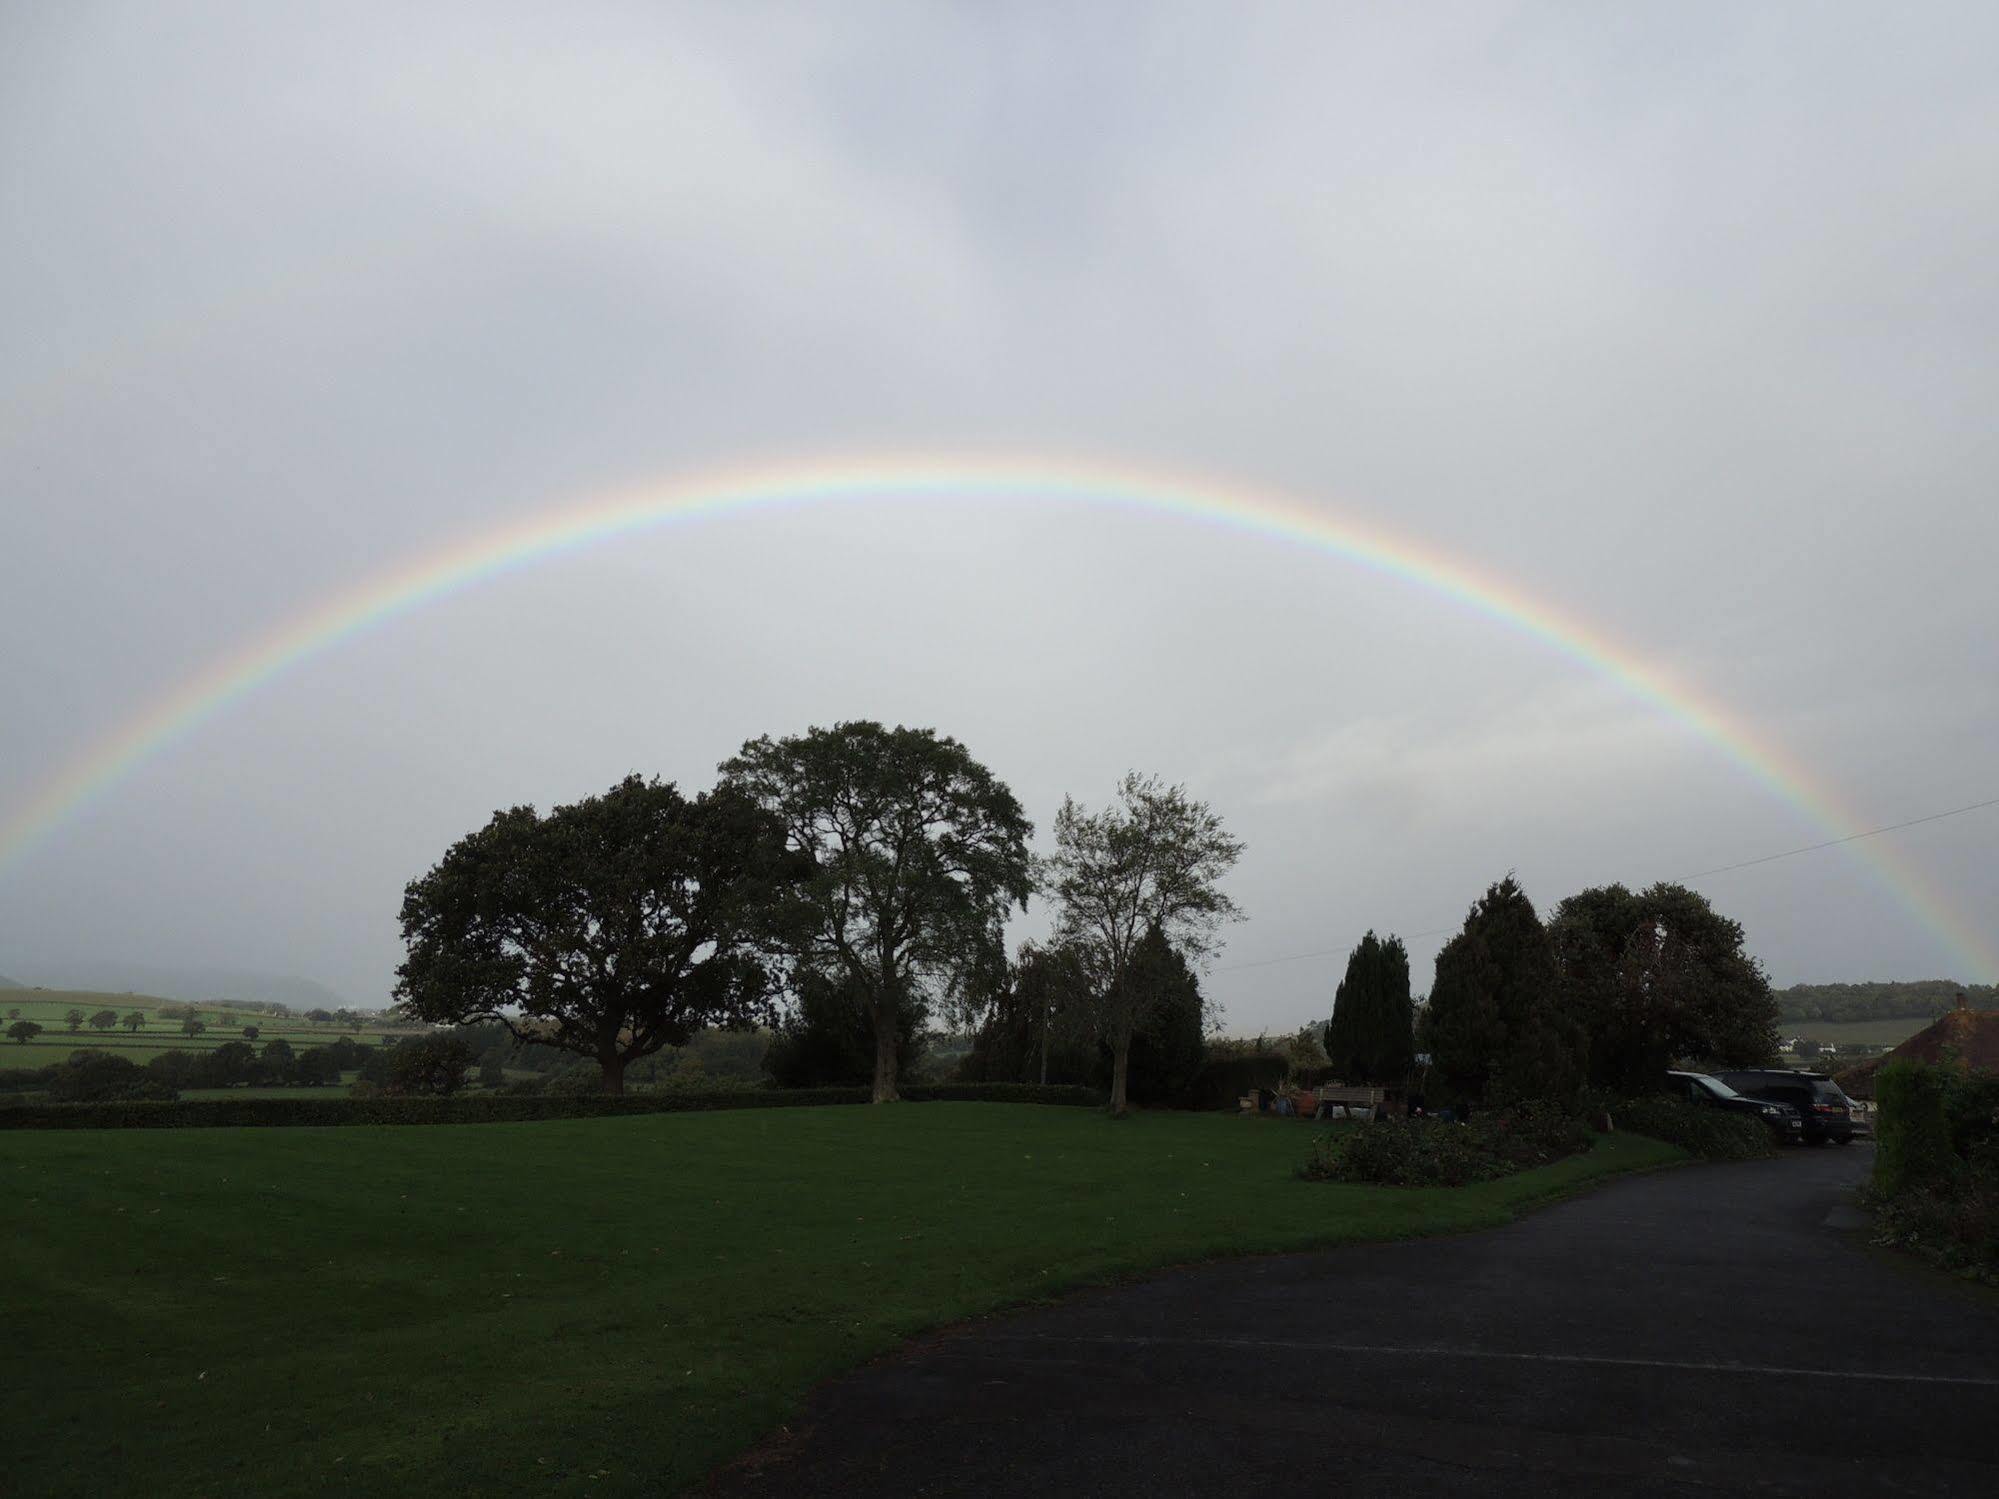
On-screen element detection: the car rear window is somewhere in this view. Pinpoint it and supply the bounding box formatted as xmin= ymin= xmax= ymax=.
xmin=1809 ymin=1080 xmax=1847 ymax=1103
xmin=1722 ymin=1072 xmax=1809 ymax=1101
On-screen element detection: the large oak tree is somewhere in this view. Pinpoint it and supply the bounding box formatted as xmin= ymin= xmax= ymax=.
xmin=394 ymin=775 xmax=806 ymax=1094
xmin=721 ymin=722 xmax=1033 ymax=1103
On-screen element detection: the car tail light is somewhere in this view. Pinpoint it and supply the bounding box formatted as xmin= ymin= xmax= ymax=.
xmin=1812 ymin=1102 xmax=1845 ymax=1114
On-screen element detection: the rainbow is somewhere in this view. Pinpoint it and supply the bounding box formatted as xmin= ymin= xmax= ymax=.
xmin=3 ymin=453 xmax=1991 ymax=977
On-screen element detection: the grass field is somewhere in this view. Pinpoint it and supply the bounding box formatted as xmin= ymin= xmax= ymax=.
xmin=1778 ymin=1016 xmax=1930 ymax=1047
xmin=0 ymin=1104 xmax=1681 ymax=1498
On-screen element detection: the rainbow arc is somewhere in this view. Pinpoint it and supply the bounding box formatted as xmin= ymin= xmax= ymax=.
xmin=3 ymin=454 xmax=1989 ymax=978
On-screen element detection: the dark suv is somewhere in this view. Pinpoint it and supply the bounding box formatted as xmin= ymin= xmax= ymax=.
xmin=1664 ymin=1070 xmax=1803 ymax=1141
xmin=1718 ymin=1069 xmax=1856 ymax=1145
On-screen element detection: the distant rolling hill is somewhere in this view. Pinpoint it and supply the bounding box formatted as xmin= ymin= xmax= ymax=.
xmin=4 ymin=959 xmax=351 ymax=1011
xmin=0 ymin=972 xmax=23 ymax=990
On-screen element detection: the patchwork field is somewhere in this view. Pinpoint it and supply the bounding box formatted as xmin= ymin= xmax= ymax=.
xmin=1 ymin=990 xmax=417 ymax=1058
xmin=0 ymin=1103 xmax=1679 ymax=1498
xmin=1779 ymin=1016 xmax=1930 ymax=1048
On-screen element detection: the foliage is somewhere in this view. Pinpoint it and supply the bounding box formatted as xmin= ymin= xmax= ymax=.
xmin=1867 ymin=1062 xmax=1999 ymax=1282
xmin=7 ymin=1020 xmax=42 ymax=1045
xmin=1778 ymin=980 xmax=1994 ymax=1023
xmin=44 ymin=1051 xmax=179 ymax=1104
xmin=1303 ymin=1103 xmax=1593 ymax=1186
xmin=0 ymin=1082 xmax=1104 ymax=1130
xmin=1608 ymin=1096 xmax=1775 ymax=1161
xmin=1873 ymin=1060 xmax=1957 ymax=1197
xmin=65 ymin=1008 xmax=84 ymax=1031
xmin=295 ymin=1047 xmax=343 ymax=1086
xmin=957 ymin=940 xmax=1097 ymax=1087
xmin=1323 ymin=931 xmax=1414 ymax=1085
xmin=1549 ymin=882 xmax=1777 ymax=1092
xmin=384 ymin=1033 xmax=476 ymax=1096
xmin=260 ymin=1037 xmax=295 ymax=1081
xmin=1421 ymin=876 xmax=1582 ymax=1105
xmin=396 ymin=774 xmax=808 ymax=1094
xmin=1048 ymin=771 xmax=1243 ymax=1114
xmin=763 ymin=967 xmax=927 ymax=1089
xmin=1110 ymin=924 xmax=1208 ymax=1106
xmin=722 ymin=721 xmax=1034 ymax=1103
xmin=88 ymin=1008 xmax=119 ymax=1031
xmin=122 ymin=1010 xmax=146 ymax=1031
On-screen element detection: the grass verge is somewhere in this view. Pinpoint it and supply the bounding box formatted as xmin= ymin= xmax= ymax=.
xmin=0 ymin=1104 xmax=1681 ymax=1498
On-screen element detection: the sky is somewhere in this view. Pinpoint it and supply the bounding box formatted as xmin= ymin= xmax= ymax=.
xmin=2 ymin=1 xmax=1995 ymax=1025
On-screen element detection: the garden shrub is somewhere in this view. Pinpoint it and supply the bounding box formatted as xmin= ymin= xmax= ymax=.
xmin=0 ymin=1081 xmax=1103 ymax=1130
xmin=1302 ymin=1101 xmax=1593 ymax=1186
xmin=1874 ymin=1060 xmax=1956 ymax=1196
xmin=1866 ymin=1061 xmax=1999 ymax=1283
xmin=1611 ymin=1096 xmax=1774 ymax=1162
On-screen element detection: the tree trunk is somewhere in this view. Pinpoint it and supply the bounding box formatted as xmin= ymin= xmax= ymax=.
xmin=1110 ymin=1030 xmax=1131 ymax=1117
xmin=599 ymin=1052 xmax=626 ymax=1096
xmin=871 ymin=1005 xmax=900 ymax=1103
xmin=1038 ymin=997 xmax=1049 ymax=1087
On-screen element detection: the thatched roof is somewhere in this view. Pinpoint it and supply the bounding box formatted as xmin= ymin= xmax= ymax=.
xmin=1834 ymin=1003 xmax=1999 ymax=1099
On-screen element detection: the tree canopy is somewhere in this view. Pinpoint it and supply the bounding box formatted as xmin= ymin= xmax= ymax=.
xmin=959 ymin=940 xmax=1098 ymax=1088
xmin=722 ymin=722 xmax=1033 ymax=1103
xmin=1048 ymin=772 xmax=1242 ymax=1115
xmin=1549 ymin=881 xmax=1777 ymax=1091
xmin=395 ymin=774 xmax=808 ymax=1094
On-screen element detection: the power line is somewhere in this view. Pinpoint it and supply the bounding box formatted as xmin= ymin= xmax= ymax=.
xmin=1213 ymin=792 xmax=1998 ymax=976
xmin=1676 ymin=796 xmax=1999 ymax=882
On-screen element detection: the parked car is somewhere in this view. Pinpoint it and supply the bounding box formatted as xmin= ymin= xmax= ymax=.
xmin=1664 ymin=1070 xmax=1803 ymax=1141
xmin=1717 ymin=1069 xmax=1856 ymax=1145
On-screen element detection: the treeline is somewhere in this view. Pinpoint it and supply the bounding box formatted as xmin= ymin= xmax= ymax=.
xmin=381 ymin=718 xmax=1799 ymax=1117
xmin=395 ymin=725 xmax=1244 ymax=1115
xmin=952 ymin=874 xmax=1780 ymax=1113
xmin=0 ymin=1034 xmax=394 ymax=1103
xmin=1776 ymin=981 xmax=1994 ymax=1023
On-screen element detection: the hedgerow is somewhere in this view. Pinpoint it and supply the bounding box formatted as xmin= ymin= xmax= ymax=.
xmin=0 ymin=1081 xmax=1103 ymax=1130
xmin=1609 ymin=1096 xmax=1775 ymax=1161
xmin=1302 ymin=1102 xmax=1593 ymax=1186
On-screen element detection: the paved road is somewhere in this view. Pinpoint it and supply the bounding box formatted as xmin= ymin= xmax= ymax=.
xmin=706 ymin=1146 xmax=1999 ymax=1497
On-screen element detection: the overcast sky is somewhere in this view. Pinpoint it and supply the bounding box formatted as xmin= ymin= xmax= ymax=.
xmin=3 ymin=1 xmax=1994 ymax=1023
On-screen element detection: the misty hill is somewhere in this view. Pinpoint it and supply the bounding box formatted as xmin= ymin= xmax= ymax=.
xmin=0 ymin=972 xmax=23 ymax=989
xmin=1 ymin=959 xmax=351 ymax=1012
xmin=1776 ymin=980 xmax=1997 ymax=1023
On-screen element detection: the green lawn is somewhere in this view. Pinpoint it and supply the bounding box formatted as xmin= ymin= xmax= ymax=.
xmin=1 ymin=1104 xmax=1681 ymax=1498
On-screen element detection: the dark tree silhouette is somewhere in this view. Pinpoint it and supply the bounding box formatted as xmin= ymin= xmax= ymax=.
xmin=396 ymin=775 xmax=807 ymax=1094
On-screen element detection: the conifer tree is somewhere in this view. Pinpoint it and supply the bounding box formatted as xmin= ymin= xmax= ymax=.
xmin=1324 ymin=930 xmax=1415 ymax=1084
xmin=1421 ymin=875 xmax=1583 ymax=1104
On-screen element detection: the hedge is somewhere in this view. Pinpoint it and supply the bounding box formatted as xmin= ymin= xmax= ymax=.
xmin=0 ymin=1082 xmax=1104 ymax=1130
xmin=1873 ymin=1060 xmax=1957 ymax=1197
xmin=1610 ymin=1097 xmax=1775 ymax=1161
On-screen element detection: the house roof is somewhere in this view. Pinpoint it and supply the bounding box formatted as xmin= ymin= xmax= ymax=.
xmin=1833 ymin=1003 xmax=1999 ymax=1099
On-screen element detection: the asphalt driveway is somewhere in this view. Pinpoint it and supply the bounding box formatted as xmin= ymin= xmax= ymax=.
xmin=705 ymin=1145 xmax=1999 ymax=1497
